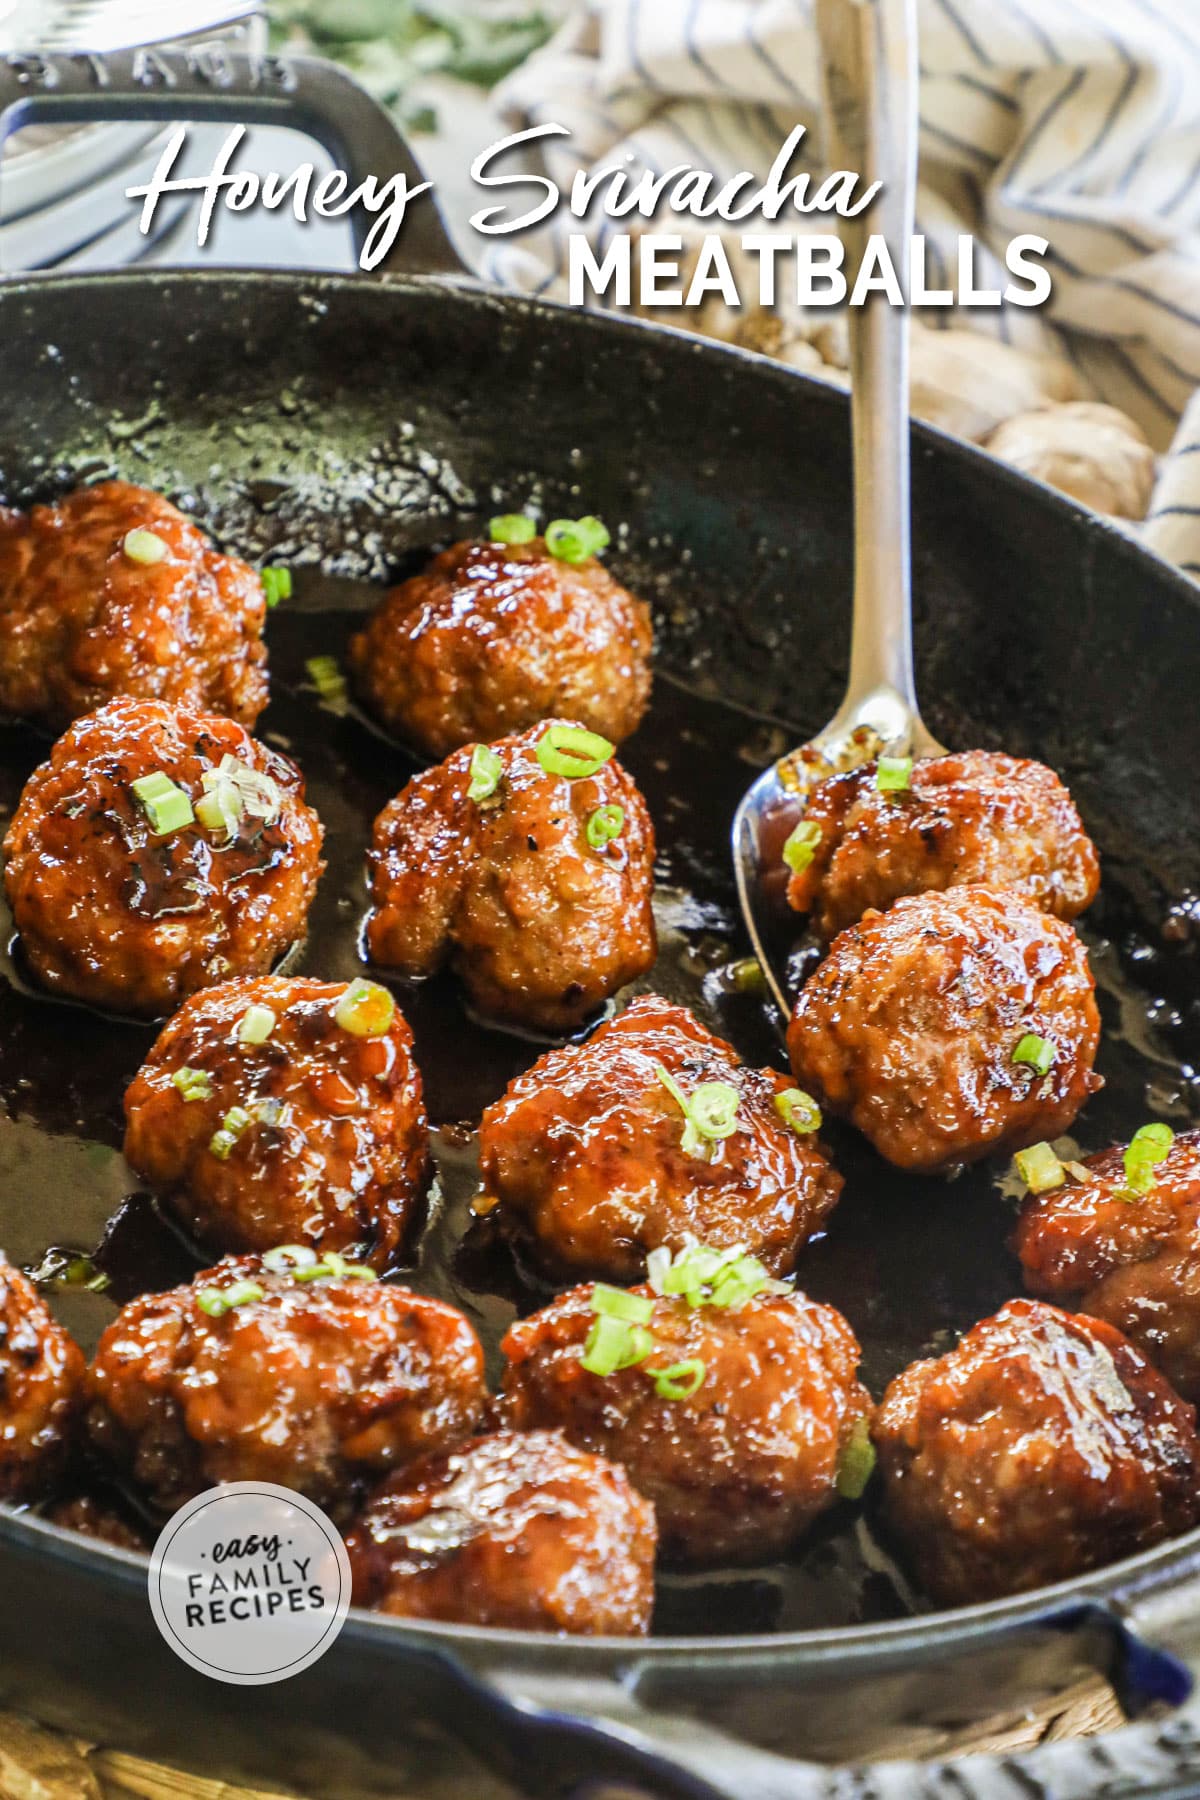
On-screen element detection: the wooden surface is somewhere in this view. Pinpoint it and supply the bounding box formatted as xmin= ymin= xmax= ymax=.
xmin=0 ymin=1679 xmax=1128 ymax=1800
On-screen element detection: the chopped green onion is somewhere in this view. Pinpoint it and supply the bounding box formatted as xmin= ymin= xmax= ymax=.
xmin=261 ymin=566 xmax=292 ymax=608
xmin=172 ymin=1066 xmax=211 ymax=1102
xmin=775 ymin=1088 xmax=822 ymax=1135
xmin=489 ymin=514 xmax=536 ymax=545
xmin=238 ymin=1004 xmax=277 ymax=1046
xmin=131 ymin=770 xmax=194 ymax=836
xmin=123 ymin=527 xmax=168 ymax=566
xmin=1013 ymin=1034 xmax=1055 ymax=1078
xmin=649 ymin=1359 xmax=706 ymax=1400
xmin=467 ymin=743 xmax=504 ymax=805
xmin=1014 ymin=1141 xmax=1065 ymax=1194
xmin=591 ymin=1283 xmax=655 ymax=1325
xmin=876 ymin=756 xmax=913 ymax=794
xmin=654 ymin=1063 xmax=740 ymax=1159
xmin=535 ymin=723 xmax=615 ymax=780
xmin=334 ymin=978 xmax=395 ymax=1038
xmin=292 ymin=1252 xmax=377 ymax=1283
xmin=1065 ymin=1160 xmax=1094 ymax=1184
xmin=580 ymin=1315 xmax=654 ymax=1376
xmin=782 ymin=819 xmax=821 ymax=874
xmin=1123 ymin=1122 xmax=1174 ymax=1199
xmin=197 ymin=1280 xmax=263 ymax=1317
xmin=196 ymin=753 xmax=281 ymax=844
xmin=209 ymin=1105 xmax=252 ymax=1161
xmin=306 ymin=655 xmax=346 ymax=704
xmin=836 ymin=1416 xmax=876 ymax=1499
xmin=544 ymin=516 xmax=610 ymax=564
xmin=262 ymin=1245 xmax=318 ymax=1274
xmin=586 ymin=803 xmax=625 ymax=850
xmin=732 ymin=958 xmax=767 ymax=995
xmin=647 ymin=1238 xmax=788 ymax=1311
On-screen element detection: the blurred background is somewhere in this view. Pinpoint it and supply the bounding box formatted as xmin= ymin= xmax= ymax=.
xmin=1 ymin=0 xmax=1199 ymax=564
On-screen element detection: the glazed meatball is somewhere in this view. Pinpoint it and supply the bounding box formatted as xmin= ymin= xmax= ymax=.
xmin=479 ymin=995 xmax=842 ymax=1281
xmin=787 ymin=885 xmax=1101 ymax=1175
xmin=366 ymin=719 xmax=655 ymax=1034
xmin=1016 ymin=1128 xmax=1200 ymax=1402
xmin=346 ymin=1430 xmax=657 ymax=1634
xmin=0 ymin=1256 xmax=85 ymax=1501
xmin=123 ymin=977 xmax=429 ymax=1268
xmin=87 ymin=1256 xmax=485 ymax=1518
xmin=0 ymin=481 xmax=267 ymax=730
xmin=3 ymin=697 xmax=324 ymax=1016
xmin=499 ymin=1283 xmax=871 ymax=1564
xmin=348 ymin=537 xmax=652 ymax=758
xmin=787 ymin=750 xmax=1099 ymax=941
xmin=873 ymin=1299 xmax=1200 ymax=1606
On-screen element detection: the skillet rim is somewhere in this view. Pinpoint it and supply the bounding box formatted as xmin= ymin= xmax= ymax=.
xmin=0 ymin=265 xmax=1198 ymax=1662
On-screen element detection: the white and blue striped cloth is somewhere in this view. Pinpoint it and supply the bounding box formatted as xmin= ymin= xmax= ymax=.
xmin=491 ymin=0 xmax=1200 ymax=581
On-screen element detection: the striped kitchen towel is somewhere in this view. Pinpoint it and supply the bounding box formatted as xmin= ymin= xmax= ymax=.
xmin=490 ymin=0 xmax=1200 ymax=582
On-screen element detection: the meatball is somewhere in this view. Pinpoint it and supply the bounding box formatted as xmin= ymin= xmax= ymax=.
xmin=366 ymin=719 xmax=656 ymax=1034
xmin=787 ymin=750 xmax=1099 ymax=941
xmin=787 ymin=885 xmax=1102 ymax=1175
xmin=499 ymin=1282 xmax=871 ymax=1564
xmin=0 ymin=481 xmax=267 ymax=730
xmin=1016 ymin=1128 xmax=1200 ymax=1402
xmin=479 ymin=994 xmax=842 ymax=1281
xmin=873 ymin=1299 xmax=1200 ymax=1606
xmin=87 ymin=1256 xmax=485 ymax=1518
xmin=3 ymin=697 xmax=324 ymax=1016
xmin=348 ymin=536 xmax=652 ymax=758
xmin=0 ymin=1256 xmax=85 ymax=1501
xmin=346 ymin=1430 xmax=657 ymax=1634
xmin=123 ymin=976 xmax=429 ymax=1268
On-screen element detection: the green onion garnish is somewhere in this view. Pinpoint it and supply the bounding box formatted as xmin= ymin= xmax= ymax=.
xmin=292 ymin=1250 xmax=377 ymax=1283
xmin=1123 ymin=1122 xmax=1174 ymax=1199
xmin=172 ymin=1066 xmax=212 ymax=1103
xmin=535 ymin=723 xmax=615 ymax=780
xmin=261 ymin=566 xmax=293 ymax=608
xmin=591 ymin=1283 xmax=655 ymax=1325
xmin=209 ymin=1105 xmax=252 ymax=1161
xmin=131 ymin=770 xmax=194 ymax=836
xmin=544 ymin=516 xmax=610 ymax=564
xmin=586 ymin=803 xmax=625 ymax=850
xmin=195 ymin=753 xmax=282 ymax=844
xmin=467 ymin=743 xmax=503 ymax=805
xmin=782 ymin=819 xmax=821 ymax=874
xmin=238 ymin=1004 xmax=277 ymax=1046
xmin=489 ymin=514 xmax=536 ymax=545
xmin=334 ymin=978 xmax=395 ymax=1038
xmin=732 ymin=958 xmax=767 ymax=995
xmin=775 ymin=1088 xmax=822 ymax=1135
xmin=123 ymin=527 xmax=168 ymax=566
xmin=876 ymin=756 xmax=913 ymax=794
xmin=648 ymin=1359 xmax=706 ymax=1400
xmin=580 ymin=1314 xmax=654 ymax=1377
xmin=646 ymin=1239 xmax=788 ymax=1311
xmin=197 ymin=1280 xmax=263 ymax=1317
xmin=262 ymin=1245 xmax=318 ymax=1274
xmin=655 ymin=1063 xmax=740 ymax=1159
xmin=1013 ymin=1034 xmax=1055 ymax=1078
xmin=306 ymin=655 xmax=347 ymax=704
xmin=836 ymin=1415 xmax=876 ymax=1499
xmin=1014 ymin=1141 xmax=1065 ymax=1194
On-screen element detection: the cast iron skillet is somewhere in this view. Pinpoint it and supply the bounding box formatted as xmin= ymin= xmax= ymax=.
xmin=3 ymin=46 xmax=1200 ymax=1800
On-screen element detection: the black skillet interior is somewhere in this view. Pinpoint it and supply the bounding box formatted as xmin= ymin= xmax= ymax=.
xmin=2 ymin=270 xmax=1200 ymax=1643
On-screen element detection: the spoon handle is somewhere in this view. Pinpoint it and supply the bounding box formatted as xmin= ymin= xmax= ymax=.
xmin=815 ymin=0 xmax=919 ymax=718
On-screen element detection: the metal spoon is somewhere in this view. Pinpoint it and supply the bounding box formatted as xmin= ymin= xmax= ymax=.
xmin=732 ymin=0 xmax=944 ymax=1022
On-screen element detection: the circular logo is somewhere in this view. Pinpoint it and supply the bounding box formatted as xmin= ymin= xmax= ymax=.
xmin=148 ymin=1482 xmax=351 ymax=1685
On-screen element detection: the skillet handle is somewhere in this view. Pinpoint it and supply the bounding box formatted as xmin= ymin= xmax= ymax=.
xmin=0 ymin=46 xmax=466 ymax=278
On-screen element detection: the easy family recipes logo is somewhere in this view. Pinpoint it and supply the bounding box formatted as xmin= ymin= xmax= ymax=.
xmin=126 ymin=122 xmax=1051 ymax=312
